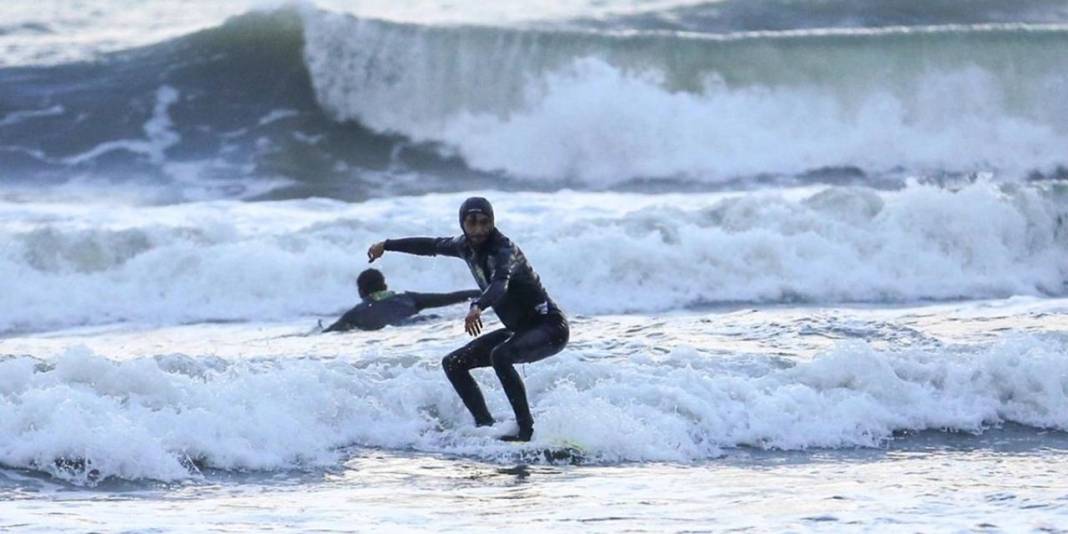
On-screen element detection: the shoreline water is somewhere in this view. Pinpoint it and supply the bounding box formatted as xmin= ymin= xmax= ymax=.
xmin=3 ymin=426 xmax=1068 ymax=532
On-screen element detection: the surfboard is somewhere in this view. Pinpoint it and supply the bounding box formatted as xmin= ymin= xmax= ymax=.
xmin=511 ymin=439 xmax=587 ymax=464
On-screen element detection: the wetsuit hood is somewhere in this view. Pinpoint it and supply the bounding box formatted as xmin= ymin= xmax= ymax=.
xmin=458 ymin=197 xmax=494 ymax=231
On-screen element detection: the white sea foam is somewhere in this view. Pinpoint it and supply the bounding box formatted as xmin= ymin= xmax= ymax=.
xmin=1 ymin=333 xmax=1065 ymax=483
xmin=0 ymin=185 xmax=1064 ymax=332
xmin=441 ymin=61 xmax=1068 ymax=184
xmin=0 ymin=105 xmax=64 ymax=127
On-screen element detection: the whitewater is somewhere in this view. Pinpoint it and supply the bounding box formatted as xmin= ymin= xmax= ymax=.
xmin=2 ymin=0 xmax=1068 ymax=532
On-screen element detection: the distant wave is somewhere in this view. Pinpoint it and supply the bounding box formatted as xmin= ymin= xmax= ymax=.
xmin=304 ymin=10 xmax=1068 ymax=185
xmin=2 ymin=8 xmax=1067 ymax=202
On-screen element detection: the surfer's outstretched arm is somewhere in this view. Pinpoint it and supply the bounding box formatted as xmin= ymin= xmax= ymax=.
xmin=368 ymin=237 xmax=464 ymax=262
xmin=409 ymin=289 xmax=482 ymax=311
xmin=322 ymin=308 xmax=358 ymax=333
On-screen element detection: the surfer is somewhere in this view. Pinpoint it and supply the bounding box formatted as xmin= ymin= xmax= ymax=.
xmin=322 ymin=268 xmax=480 ymax=332
xmin=367 ymin=197 xmax=569 ymax=442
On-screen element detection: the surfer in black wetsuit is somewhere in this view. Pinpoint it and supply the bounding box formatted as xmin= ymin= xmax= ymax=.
xmin=367 ymin=197 xmax=569 ymax=442
xmin=323 ymin=268 xmax=480 ymax=332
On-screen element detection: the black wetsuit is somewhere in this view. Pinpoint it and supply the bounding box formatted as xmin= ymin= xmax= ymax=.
xmin=323 ymin=289 xmax=480 ymax=332
xmin=383 ymin=228 xmax=569 ymax=435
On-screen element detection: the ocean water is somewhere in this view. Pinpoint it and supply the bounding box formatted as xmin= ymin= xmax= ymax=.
xmin=1 ymin=1 xmax=1067 ymax=532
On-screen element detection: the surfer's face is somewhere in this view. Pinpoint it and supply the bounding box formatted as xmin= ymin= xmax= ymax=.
xmin=462 ymin=213 xmax=493 ymax=245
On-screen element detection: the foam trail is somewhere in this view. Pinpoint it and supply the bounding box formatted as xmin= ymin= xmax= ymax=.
xmin=63 ymin=86 xmax=180 ymax=166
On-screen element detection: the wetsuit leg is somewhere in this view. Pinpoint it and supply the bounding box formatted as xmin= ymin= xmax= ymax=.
xmin=490 ymin=313 xmax=569 ymax=438
xmin=442 ymin=329 xmax=512 ymax=426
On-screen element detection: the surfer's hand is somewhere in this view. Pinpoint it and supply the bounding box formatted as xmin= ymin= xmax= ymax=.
xmin=367 ymin=241 xmax=385 ymax=262
xmin=465 ymin=305 xmax=483 ymax=336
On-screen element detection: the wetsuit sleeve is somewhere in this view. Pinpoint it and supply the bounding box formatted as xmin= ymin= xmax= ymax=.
xmin=475 ymin=245 xmax=517 ymax=310
xmin=384 ymin=237 xmax=463 ymax=258
xmin=407 ymin=290 xmax=482 ymax=311
xmin=322 ymin=307 xmax=359 ymax=333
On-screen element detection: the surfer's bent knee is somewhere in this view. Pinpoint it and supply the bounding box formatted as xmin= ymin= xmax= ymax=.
xmin=489 ymin=344 xmax=516 ymax=369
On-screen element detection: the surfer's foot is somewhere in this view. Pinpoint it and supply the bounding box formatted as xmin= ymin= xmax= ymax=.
xmin=499 ymin=427 xmax=533 ymax=442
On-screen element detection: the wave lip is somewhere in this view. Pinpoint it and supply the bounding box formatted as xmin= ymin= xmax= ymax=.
xmin=5 ymin=0 xmax=1068 ymax=69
